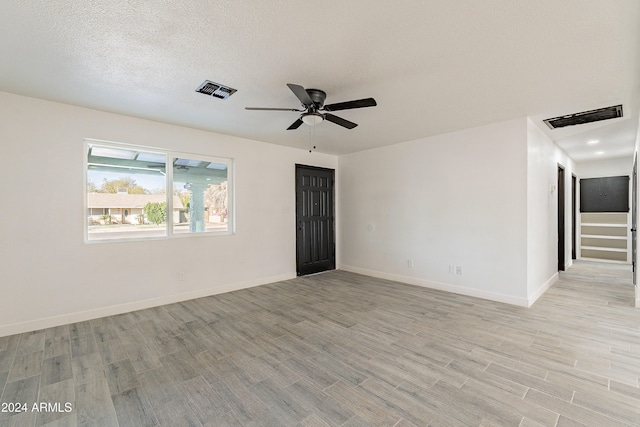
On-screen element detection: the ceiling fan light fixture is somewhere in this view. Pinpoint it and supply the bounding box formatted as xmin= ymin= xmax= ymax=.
xmin=301 ymin=113 xmax=324 ymax=126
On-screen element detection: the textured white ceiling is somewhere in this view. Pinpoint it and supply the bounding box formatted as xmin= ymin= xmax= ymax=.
xmin=0 ymin=1 xmax=638 ymax=159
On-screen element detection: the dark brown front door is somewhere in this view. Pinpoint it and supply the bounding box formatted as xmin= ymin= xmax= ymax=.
xmin=295 ymin=165 xmax=335 ymax=276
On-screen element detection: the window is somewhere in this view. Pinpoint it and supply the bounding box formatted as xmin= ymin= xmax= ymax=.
xmin=86 ymin=140 xmax=233 ymax=242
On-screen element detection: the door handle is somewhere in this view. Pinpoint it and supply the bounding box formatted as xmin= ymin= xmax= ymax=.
xmin=632 ymin=228 xmax=636 ymax=232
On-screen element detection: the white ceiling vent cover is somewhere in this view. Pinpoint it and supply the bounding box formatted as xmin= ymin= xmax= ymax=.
xmin=196 ymin=80 xmax=237 ymax=100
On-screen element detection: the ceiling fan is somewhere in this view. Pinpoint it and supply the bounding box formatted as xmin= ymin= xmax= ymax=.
xmin=246 ymin=83 xmax=377 ymax=130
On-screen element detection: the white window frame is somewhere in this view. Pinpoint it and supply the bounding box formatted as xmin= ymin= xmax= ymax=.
xmin=84 ymin=139 xmax=234 ymax=243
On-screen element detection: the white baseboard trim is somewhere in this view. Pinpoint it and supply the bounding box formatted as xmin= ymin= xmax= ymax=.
xmin=527 ymin=272 xmax=559 ymax=307
xmin=339 ymin=264 xmax=529 ymax=307
xmin=0 ymin=272 xmax=296 ymax=338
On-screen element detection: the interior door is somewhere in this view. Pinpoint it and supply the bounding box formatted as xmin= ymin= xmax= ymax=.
xmin=295 ymin=164 xmax=335 ymax=276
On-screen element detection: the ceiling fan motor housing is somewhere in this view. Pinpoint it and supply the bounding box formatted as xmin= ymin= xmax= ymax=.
xmin=306 ymin=89 xmax=326 ymax=109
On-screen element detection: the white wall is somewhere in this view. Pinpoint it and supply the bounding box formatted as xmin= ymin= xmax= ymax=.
xmin=339 ymin=118 xmax=530 ymax=305
xmin=526 ymin=119 xmax=576 ymax=302
xmin=575 ymin=156 xmax=632 ymax=179
xmin=0 ymin=91 xmax=338 ymax=336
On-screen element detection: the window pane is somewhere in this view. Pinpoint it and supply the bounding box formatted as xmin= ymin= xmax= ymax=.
xmin=87 ymin=144 xmax=167 ymax=241
xmin=90 ymin=146 xmax=137 ymax=160
xmin=173 ymin=157 xmax=229 ymax=234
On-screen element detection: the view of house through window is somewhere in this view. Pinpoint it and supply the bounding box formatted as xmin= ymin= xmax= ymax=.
xmin=86 ymin=142 xmax=232 ymax=242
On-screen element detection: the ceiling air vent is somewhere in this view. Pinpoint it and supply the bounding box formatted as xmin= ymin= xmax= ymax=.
xmin=543 ymin=105 xmax=623 ymax=129
xmin=196 ymin=80 xmax=237 ymax=100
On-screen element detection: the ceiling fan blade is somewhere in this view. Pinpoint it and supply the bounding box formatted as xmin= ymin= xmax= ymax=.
xmin=323 ymin=97 xmax=377 ymax=112
xmin=324 ymin=113 xmax=357 ymax=129
xmin=245 ymin=107 xmax=302 ymax=111
xmin=287 ymin=118 xmax=304 ymax=130
xmin=287 ymin=83 xmax=314 ymax=107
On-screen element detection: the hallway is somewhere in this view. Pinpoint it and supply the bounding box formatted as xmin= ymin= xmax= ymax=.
xmin=561 ymin=260 xmax=633 ymax=289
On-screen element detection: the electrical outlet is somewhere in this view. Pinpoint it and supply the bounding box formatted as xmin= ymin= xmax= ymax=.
xmin=407 ymin=259 xmax=414 ymax=269
xmin=455 ymin=266 xmax=463 ymax=275
xmin=178 ymin=271 xmax=186 ymax=281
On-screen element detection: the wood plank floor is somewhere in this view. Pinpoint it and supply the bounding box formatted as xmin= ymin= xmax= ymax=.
xmin=1 ymin=262 xmax=639 ymax=426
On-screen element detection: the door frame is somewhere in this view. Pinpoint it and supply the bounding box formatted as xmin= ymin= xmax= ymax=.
xmin=572 ymin=174 xmax=577 ymax=260
xmin=558 ymin=164 xmax=566 ymax=271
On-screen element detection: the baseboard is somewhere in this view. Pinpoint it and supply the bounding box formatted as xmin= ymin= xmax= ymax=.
xmin=0 ymin=272 xmax=296 ymax=338
xmin=339 ymin=264 xmax=529 ymax=307
xmin=527 ymin=272 xmax=559 ymax=307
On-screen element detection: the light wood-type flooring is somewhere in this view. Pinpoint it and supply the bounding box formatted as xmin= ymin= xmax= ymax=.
xmin=1 ymin=261 xmax=639 ymax=426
